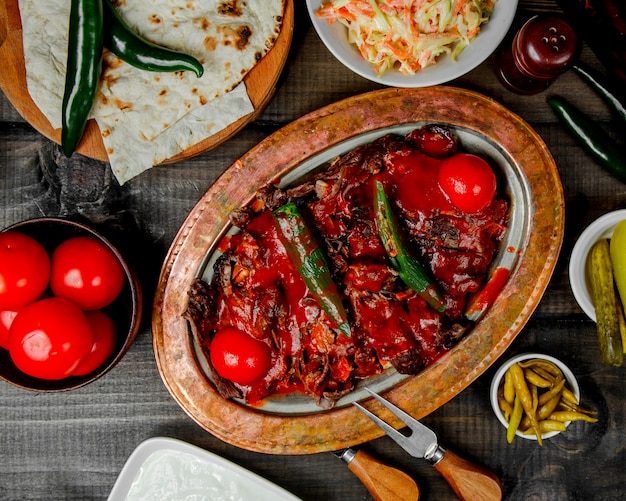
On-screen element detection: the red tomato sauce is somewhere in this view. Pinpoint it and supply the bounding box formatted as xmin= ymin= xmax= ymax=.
xmin=189 ymin=129 xmax=510 ymax=409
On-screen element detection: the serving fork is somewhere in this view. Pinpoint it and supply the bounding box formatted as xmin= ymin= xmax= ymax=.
xmin=354 ymin=388 xmax=502 ymax=501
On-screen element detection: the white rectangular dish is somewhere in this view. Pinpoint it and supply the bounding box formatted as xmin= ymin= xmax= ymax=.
xmin=108 ymin=437 xmax=302 ymax=501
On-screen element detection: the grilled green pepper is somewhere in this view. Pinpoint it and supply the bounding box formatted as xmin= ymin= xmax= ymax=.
xmin=273 ymin=203 xmax=351 ymax=338
xmin=373 ymin=181 xmax=445 ymax=312
xmin=61 ymin=0 xmax=104 ymax=157
xmin=103 ymin=0 xmax=204 ymax=77
xmin=548 ymin=95 xmax=626 ymax=184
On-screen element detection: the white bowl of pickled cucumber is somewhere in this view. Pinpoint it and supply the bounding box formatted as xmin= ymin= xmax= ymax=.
xmin=489 ymin=353 xmax=598 ymax=443
xmin=570 ymin=209 xmax=626 ymax=322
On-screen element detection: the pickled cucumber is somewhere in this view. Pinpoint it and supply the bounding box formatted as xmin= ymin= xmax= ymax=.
xmin=589 ymin=239 xmax=624 ymax=366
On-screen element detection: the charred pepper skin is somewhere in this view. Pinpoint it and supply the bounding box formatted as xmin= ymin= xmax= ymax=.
xmin=103 ymin=0 xmax=204 ymax=77
xmin=547 ymin=95 xmax=626 ymax=184
xmin=273 ymin=203 xmax=351 ymax=338
xmin=373 ymin=181 xmax=445 ymax=312
xmin=61 ymin=0 xmax=104 ymax=157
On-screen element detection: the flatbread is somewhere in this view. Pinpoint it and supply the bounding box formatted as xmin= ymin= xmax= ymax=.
xmin=18 ymin=0 xmax=68 ymax=129
xmin=106 ymin=82 xmax=253 ymax=181
xmin=18 ymin=0 xmax=284 ymax=184
xmin=97 ymin=0 xmax=283 ymax=141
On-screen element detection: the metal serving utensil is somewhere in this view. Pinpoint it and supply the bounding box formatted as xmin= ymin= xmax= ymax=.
xmin=354 ymin=388 xmax=502 ymax=501
xmin=332 ymin=447 xmax=420 ymax=501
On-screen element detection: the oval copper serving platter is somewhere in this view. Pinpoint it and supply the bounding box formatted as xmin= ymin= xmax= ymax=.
xmin=0 ymin=0 xmax=293 ymax=164
xmin=152 ymin=87 xmax=564 ymax=455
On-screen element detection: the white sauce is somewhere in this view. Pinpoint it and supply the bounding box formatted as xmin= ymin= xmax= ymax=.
xmin=125 ymin=449 xmax=280 ymax=501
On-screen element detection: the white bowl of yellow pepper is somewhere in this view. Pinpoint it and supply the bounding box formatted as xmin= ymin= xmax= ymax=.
xmin=489 ymin=353 xmax=598 ymax=444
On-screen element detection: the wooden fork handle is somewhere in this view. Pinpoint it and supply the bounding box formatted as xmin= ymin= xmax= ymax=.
xmin=433 ymin=448 xmax=502 ymax=501
xmin=347 ymin=449 xmax=420 ymax=501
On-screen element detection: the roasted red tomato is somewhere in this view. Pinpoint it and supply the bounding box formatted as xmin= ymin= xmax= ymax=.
xmin=408 ymin=124 xmax=458 ymax=158
xmin=210 ymin=328 xmax=272 ymax=385
xmin=50 ymin=236 xmax=125 ymax=310
xmin=438 ymin=153 xmax=497 ymax=213
xmin=8 ymin=297 xmax=93 ymax=379
xmin=0 ymin=309 xmax=19 ymax=350
xmin=0 ymin=231 xmax=50 ymax=310
xmin=72 ymin=310 xmax=117 ymax=376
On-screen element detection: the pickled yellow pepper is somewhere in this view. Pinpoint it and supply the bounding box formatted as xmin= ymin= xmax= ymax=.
xmin=507 ymin=395 xmax=523 ymax=443
xmin=498 ymin=358 xmax=598 ymax=444
xmin=508 ymin=362 xmax=543 ymax=445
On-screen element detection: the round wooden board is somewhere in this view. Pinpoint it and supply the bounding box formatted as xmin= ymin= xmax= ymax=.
xmin=152 ymin=86 xmax=565 ymax=455
xmin=0 ymin=0 xmax=294 ymax=163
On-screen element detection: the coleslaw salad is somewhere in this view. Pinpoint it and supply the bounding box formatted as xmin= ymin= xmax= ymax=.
xmin=316 ymin=0 xmax=497 ymax=76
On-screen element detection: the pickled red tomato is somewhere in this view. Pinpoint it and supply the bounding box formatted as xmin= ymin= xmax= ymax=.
xmin=407 ymin=124 xmax=458 ymax=158
xmin=0 ymin=231 xmax=50 ymax=310
xmin=438 ymin=153 xmax=497 ymax=213
xmin=0 ymin=309 xmax=19 ymax=350
xmin=50 ymin=236 xmax=125 ymax=310
xmin=8 ymin=297 xmax=93 ymax=379
xmin=72 ymin=310 xmax=117 ymax=376
xmin=210 ymin=328 xmax=272 ymax=385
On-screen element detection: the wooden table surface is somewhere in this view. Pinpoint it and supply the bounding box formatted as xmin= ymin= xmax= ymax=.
xmin=1 ymin=1 xmax=625 ymax=500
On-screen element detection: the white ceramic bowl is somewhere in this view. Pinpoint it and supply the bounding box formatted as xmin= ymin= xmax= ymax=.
xmin=489 ymin=353 xmax=580 ymax=441
xmin=569 ymin=209 xmax=626 ymax=321
xmin=306 ymin=0 xmax=518 ymax=87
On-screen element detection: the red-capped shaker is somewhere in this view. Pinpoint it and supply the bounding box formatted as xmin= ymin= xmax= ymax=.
xmin=496 ymin=14 xmax=581 ymax=94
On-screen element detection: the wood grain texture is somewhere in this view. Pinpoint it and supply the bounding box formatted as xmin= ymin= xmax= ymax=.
xmin=347 ymin=449 xmax=420 ymax=501
xmin=1 ymin=0 xmax=626 ymax=500
xmin=433 ymin=449 xmax=502 ymax=501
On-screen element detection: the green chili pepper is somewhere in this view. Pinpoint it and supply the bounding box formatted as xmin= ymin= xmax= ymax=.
xmin=572 ymin=62 xmax=626 ymax=125
xmin=103 ymin=0 xmax=204 ymax=77
xmin=373 ymin=180 xmax=445 ymax=312
xmin=61 ymin=0 xmax=104 ymax=157
xmin=273 ymin=203 xmax=351 ymax=338
xmin=548 ymin=95 xmax=626 ymax=184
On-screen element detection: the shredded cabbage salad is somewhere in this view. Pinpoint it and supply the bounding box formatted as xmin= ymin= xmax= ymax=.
xmin=316 ymin=0 xmax=497 ymax=76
